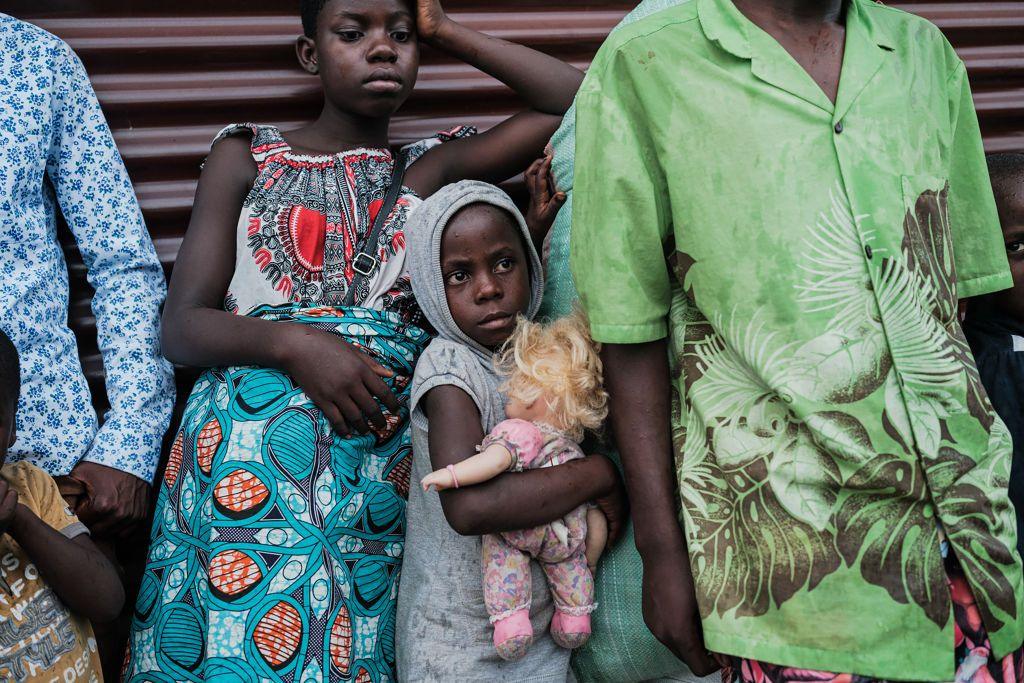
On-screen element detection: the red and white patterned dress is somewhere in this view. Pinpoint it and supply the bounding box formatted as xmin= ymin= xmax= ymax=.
xmin=216 ymin=123 xmax=474 ymax=324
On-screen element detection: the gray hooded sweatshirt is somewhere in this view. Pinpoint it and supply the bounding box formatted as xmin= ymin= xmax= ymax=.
xmin=395 ymin=181 xmax=568 ymax=682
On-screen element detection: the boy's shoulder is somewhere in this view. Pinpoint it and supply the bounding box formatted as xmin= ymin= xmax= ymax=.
xmin=1 ymin=460 xmax=74 ymax=526
xmin=1 ymin=460 xmax=56 ymax=494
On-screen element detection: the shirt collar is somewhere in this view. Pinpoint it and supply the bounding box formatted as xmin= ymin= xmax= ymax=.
xmin=697 ymin=0 xmax=896 ymax=117
xmin=697 ymin=0 xmax=753 ymax=61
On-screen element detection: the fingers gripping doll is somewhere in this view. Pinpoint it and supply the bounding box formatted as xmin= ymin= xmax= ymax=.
xmin=421 ymin=311 xmax=610 ymax=661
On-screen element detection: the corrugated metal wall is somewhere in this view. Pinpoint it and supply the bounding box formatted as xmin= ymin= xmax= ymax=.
xmin=9 ymin=1 xmax=1024 ymax=418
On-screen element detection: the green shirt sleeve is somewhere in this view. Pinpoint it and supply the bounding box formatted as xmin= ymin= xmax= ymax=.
xmin=945 ymin=61 xmax=1013 ymax=299
xmin=570 ymin=48 xmax=673 ymax=344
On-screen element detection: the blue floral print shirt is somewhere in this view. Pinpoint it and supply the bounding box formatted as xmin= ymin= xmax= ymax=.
xmin=0 ymin=15 xmax=174 ymax=482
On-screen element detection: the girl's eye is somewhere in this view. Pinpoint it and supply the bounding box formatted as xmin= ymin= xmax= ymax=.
xmin=391 ymin=30 xmax=412 ymax=43
xmin=445 ymin=271 xmax=469 ymax=285
xmin=1008 ymin=241 xmax=1024 ymax=255
xmin=495 ymin=258 xmax=515 ymax=273
xmin=337 ymin=30 xmax=363 ymax=42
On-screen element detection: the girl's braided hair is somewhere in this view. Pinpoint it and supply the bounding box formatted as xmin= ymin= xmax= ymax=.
xmin=495 ymin=309 xmax=608 ymax=442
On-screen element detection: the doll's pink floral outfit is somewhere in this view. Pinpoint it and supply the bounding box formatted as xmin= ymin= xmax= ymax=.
xmin=479 ymin=418 xmax=596 ymax=659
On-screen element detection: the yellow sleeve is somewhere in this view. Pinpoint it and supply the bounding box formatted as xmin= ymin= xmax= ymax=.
xmin=14 ymin=463 xmax=89 ymax=539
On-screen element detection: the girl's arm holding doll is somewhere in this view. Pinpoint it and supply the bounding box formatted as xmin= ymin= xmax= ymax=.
xmin=423 ymin=385 xmax=624 ymax=538
xmin=421 ymin=411 xmax=610 ymax=571
xmin=423 ymin=313 xmax=626 ymax=542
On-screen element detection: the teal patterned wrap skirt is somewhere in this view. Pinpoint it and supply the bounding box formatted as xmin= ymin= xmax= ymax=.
xmin=125 ymin=306 xmax=430 ymax=683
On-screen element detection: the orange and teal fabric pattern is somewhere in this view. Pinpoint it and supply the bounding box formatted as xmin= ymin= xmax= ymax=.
xmin=124 ymin=305 xmax=429 ymax=683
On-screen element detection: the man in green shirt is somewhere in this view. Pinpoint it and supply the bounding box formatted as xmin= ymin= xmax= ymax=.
xmin=571 ymin=0 xmax=1024 ymax=679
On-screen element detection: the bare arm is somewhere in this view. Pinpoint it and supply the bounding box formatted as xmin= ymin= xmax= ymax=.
xmin=603 ymin=342 xmax=680 ymax=558
xmin=417 ymin=2 xmax=581 ymax=115
xmin=602 ymin=341 xmax=718 ymax=675
xmin=421 ymin=442 xmax=513 ymax=491
xmin=424 ymin=385 xmax=620 ymax=536
xmin=9 ymin=506 xmax=124 ymax=623
xmin=161 ymin=136 xmax=290 ymax=369
xmin=405 ymin=1 xmax=584 ymax=195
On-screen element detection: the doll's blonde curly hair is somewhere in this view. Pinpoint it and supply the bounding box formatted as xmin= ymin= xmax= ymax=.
xmin=495 ymin=309 xmax=609 ymax=442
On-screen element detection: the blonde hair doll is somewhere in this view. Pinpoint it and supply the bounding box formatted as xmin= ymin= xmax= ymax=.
xmin=421 ymin=311 xmax=610 ymax=661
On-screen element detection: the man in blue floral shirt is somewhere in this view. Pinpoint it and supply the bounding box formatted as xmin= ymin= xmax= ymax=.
xmin=0 ymin=15 xmax=174 ymax=541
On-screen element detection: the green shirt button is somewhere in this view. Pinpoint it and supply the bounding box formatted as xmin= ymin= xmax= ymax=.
xmin=835 ymin=121 xmax=844 ymax=134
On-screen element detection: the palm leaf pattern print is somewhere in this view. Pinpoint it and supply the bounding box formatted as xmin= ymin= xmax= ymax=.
xmin=795 ymin=189 xmax=873 ymax=316
xmin=673 ymin=308 xmax=840 ymax=618
xmin=791 ymin=189 xmax=892 ymax=404
xmin=671 ymin=181 xmax=1019 ymax=632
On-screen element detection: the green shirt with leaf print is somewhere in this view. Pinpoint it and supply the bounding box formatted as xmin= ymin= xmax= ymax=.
xmin=571 ymin=0 xmax=1024 ymax=679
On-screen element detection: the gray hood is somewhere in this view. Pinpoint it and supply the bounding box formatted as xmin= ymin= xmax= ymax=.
xmin=408 ymin=180 xmax=544 ymax=366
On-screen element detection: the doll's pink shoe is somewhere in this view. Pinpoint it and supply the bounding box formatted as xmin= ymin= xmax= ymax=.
xmin=493 ymin=609 xmax=534 ymax=661
xmin=550 ymin=611 xmax=591 ymax=649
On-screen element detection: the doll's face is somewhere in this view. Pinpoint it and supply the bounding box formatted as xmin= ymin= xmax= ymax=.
xmin=506 ymin=394 xmax=552 ymax=425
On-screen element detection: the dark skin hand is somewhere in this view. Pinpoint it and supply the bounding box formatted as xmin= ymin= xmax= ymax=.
xmin=731 ymin=0 xmax=847 ymax=105
xmin=524 ymin=154 xmax=566 ymax=251
xmin=162 ymin=0 xmax=582 ymax=437
xmin=424 ymin=386 xmax=626 ymax=540
xmin=603 ymin=341 xmax=720 ymax=675
xmin=0 ymin=418 xmax=124 ymax=623
xmin=67 ymin=461 xmax=149 ymax=538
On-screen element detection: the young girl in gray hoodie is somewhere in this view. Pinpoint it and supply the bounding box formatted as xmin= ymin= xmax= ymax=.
xmin=396 ymin=180 xmax=624 ymax=681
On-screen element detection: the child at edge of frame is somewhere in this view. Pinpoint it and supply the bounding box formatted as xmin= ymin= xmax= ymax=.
xmin=0 ymin=327 xmax=125 ymax=683
xmin=964 ymin=152 xmax=1024 ymax=562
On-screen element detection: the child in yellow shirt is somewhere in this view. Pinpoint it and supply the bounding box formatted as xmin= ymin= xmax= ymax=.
xmin=0 ymin=328 xmax=124 ymax=681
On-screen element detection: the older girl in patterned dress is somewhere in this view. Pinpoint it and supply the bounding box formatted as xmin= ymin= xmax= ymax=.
xmin=124 ymin=1 xmax=583 ymax=681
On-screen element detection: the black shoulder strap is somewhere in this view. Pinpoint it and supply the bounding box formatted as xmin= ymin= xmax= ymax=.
xmin=344 ymin=150 xmax=408 ymax=307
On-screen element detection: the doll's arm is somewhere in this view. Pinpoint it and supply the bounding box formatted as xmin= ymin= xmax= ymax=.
xmin=585 ymin=507 xmax=608 ymax=573
xmin=421 ymin=443 xmax=514 ymax=492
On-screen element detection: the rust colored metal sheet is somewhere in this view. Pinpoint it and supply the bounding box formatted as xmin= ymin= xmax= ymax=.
xmin=8 ymin=1 xmax=1024 ymax=410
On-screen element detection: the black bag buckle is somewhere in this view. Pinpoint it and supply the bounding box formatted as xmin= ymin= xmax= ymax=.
xmin=352 ymin=252 xmax=378 ymax=277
